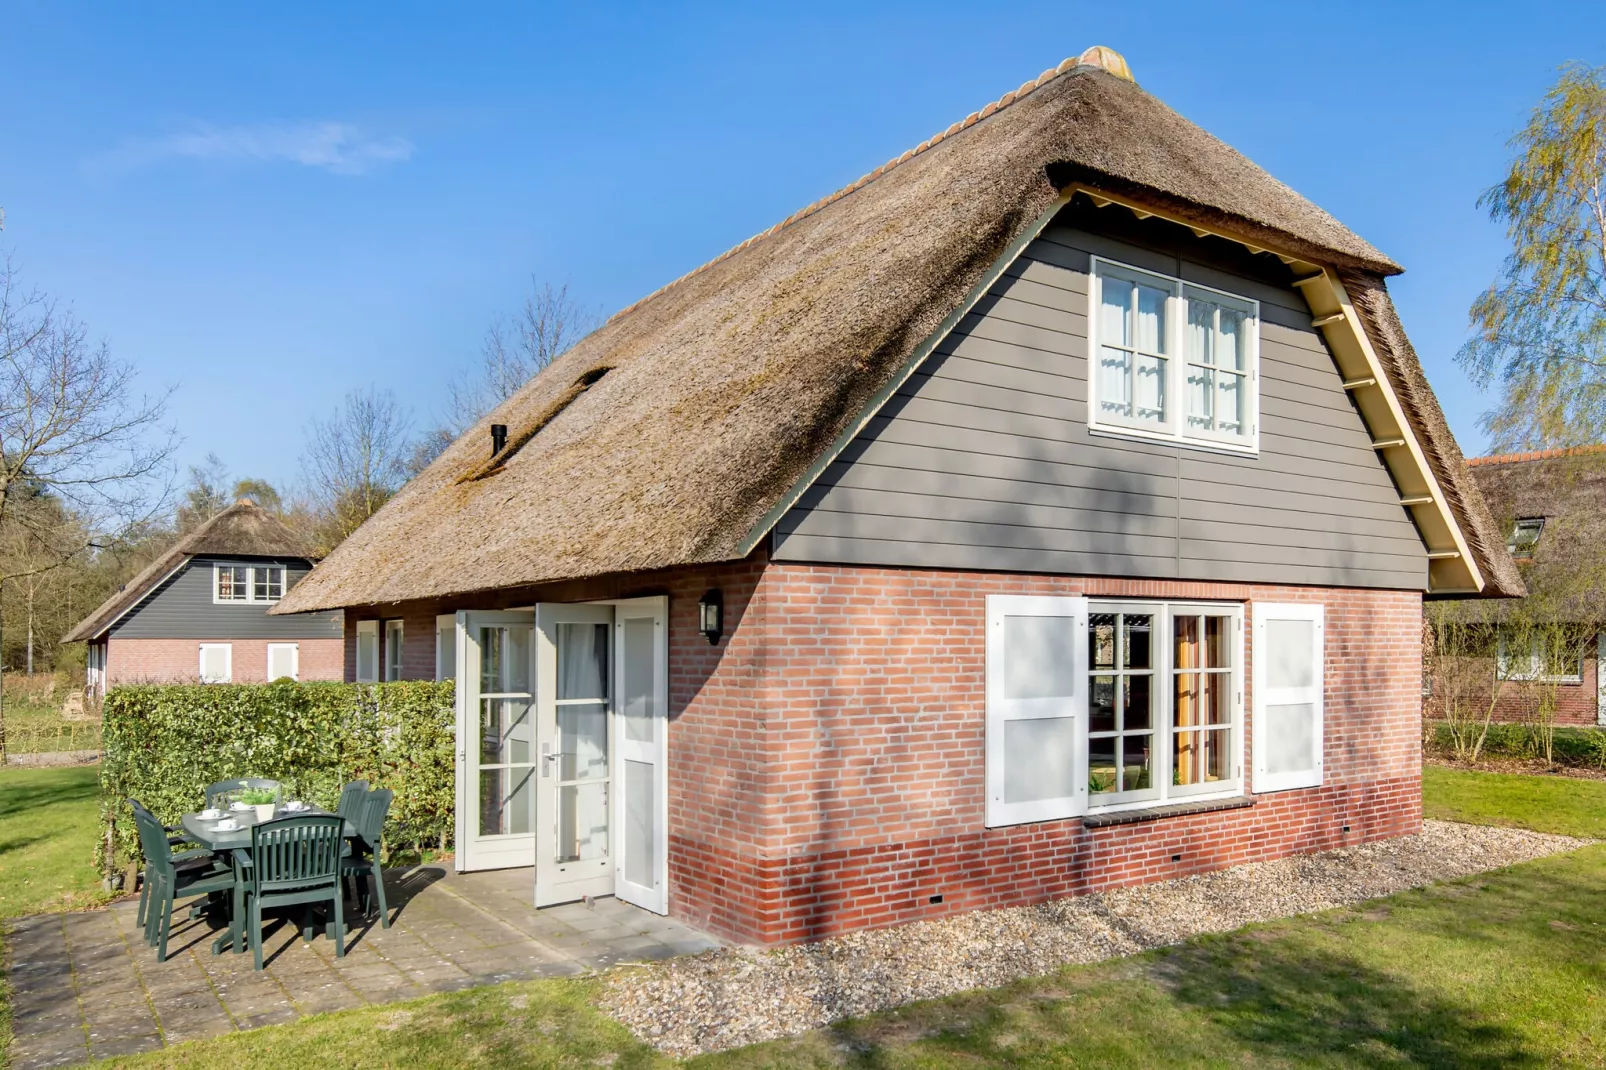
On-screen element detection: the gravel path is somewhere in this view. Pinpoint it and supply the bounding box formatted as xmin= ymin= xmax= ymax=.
xmin=603 ymin=821 xmax=1589 ymax=1056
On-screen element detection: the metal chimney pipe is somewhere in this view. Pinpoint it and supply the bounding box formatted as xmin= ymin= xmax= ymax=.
xmin=490 ymin=423 xmax=508 ymax=456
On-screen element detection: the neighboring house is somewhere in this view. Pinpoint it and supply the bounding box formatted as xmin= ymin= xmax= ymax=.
xmin=273 ymin=47 xmax=1519 ymax=945
xmin=65 ymin=501 xmax=344 ymax=693
xmin=1456 ymin=446 xmax=1606 ymax=726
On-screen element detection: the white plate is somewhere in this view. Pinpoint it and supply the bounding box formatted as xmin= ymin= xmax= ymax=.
xmin=214 ymin=820 xmax=241 ymax=832
xmin=199 ymin=808 xmax=223 ymax=820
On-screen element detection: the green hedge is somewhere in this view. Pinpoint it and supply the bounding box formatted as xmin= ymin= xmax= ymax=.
xmin=1429 ymin=720 xmax=1606 ymax=767
xmin=100 ymin=681 xmax=454 ymax=870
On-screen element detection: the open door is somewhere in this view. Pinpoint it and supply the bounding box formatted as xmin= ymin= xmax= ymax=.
xmin=454 ymin=611 xmax=537 ymax=872
xmin=612 ymin=596 xmax=669 ymax=914
xmin=534 ymin=603 xmax=616 ymax=906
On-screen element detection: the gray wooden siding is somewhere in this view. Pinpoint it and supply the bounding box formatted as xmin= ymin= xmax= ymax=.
xmin=772 ymin=203 xmax=1427 ymax=590
xmin=109 ymin=556 xmax=344 ymax=639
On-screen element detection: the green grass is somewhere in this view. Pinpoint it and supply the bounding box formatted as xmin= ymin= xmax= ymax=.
xmin=1423 ymin=763 xmax=1606 ymax=838
xmin=3 ymin=703 xmax=102 ymax=755
xmin=75 ymin=766 xmax=1605 ymax=1068
xmin=0 ymin=764 xmax=108 ymax=917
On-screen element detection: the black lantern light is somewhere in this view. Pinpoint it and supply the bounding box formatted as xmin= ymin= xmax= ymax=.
xmin=697 ymin=588 xmax=724 ymax=645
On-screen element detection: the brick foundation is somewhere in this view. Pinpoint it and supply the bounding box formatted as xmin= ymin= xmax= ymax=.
xmin=106 ymin=637 xmax=345 ymax=685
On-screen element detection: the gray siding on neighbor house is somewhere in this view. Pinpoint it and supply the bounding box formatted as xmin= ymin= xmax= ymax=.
xmin=772 ymin=203 xmax=1428 ymax=590
xmin=108 ymin=556 xmax=344 ymax=639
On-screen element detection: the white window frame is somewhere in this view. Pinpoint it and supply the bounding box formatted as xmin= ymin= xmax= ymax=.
xmin=985 ymin=596 xmax=1245 ymax=827
xmin=1507 ymin=517 xmax=1544 ymax=559
xmin=198 ymin=643 xmax=233 ymax=684
xmin=1088 ymin=257 xmax=1260 ymax=455
xmin=1251 ymin=602 xmax=1325 ymax=793
xmin=384 ymin=619 xmax=404 ymax=681
xmin=356 ymin=620 xmax=380 ymax=683
xmin=266 ymin=642 xmax=300 ymax=682
xmin=211 ymin=562 xmax=286 ymax=605
xmin=435 ymin=614 xmax=457 ymax=681
xmin=1497 ymin=630 xmax=1583 ymax=684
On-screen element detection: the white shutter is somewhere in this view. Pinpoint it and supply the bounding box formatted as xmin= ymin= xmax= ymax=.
xmin=1252 ymin=602 xmax=1324 ymax=792
xmin=199 ymin=644 xmax=232 ymax=684
xmin=267 ymin=643 xmax=299 ymax=682
xmin=985 ymin=594 xmax=1089 ymax=827
xmin=356 ymin=620 xmax=379 ymax=683
xmin=436 ymin=614 xmax=456 ymax=681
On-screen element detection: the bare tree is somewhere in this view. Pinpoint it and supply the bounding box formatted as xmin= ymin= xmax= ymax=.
xmin=175 ymin=452 xmax=231 ymax=532
xmin=0 ymin=252 xmax=176 ymax=759
xmin=300 ymin=386 xmax=413 ymax=553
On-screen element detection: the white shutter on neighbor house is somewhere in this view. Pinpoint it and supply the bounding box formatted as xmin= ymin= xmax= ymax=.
xmin=267 ymin=643 xmax=299 ymax=682
xmin=356 ymin=620 xmax=379 ymax=683
xmin=198 ymin=644 xmax=232 ymax=684
xmin=436 ymin=614 xmax=456 ymax=681
xmin=985 ymin=594 xmax=1089 ymax=827
xmin=1252 ymin=602 xmax=1325 ymax=792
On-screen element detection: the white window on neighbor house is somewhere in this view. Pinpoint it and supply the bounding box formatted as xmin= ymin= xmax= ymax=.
xmin=267 ymin=643 xmax=299 ymax=682
xmin=384 ymin=620 xmax=404 ymax=681
xmin=1507 ymin=517 xmax=1545 ymax=560
xmin=1252 ymin=603 xmax=1325 ymax=793
xmin=435 ymin=614 xmax=456 ymax=681
xmin=356 ymin=620 xmax=379 ymax=683
xmin=214 ymin=563 xmax=286 ymax=604
xmin=1090 ymin=258 xmax=1259 ymax=453
xmin=985 ymin=596 xmax=1246 ymax=827
xmin=1496 ymin=628 xmax=1584 ymax=684
xmin=198 ymin=643 xmax=233 ymax=684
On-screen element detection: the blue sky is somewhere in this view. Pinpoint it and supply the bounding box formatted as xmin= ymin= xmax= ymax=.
xmin=2 ymin=2 xmax=1601 ymax=493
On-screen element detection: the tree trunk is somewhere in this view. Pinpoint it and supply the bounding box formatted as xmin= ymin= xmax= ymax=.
xmin=25 ymin=581 xmax=34 ymax=676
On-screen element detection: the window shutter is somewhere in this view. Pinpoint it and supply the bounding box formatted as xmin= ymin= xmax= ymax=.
xmin=985 ymin=594 xmax=1089 ymax=827
xmin=356 ymin=620 xmax=379 ymax=683
xmin=267 ymin=643 xmax=298 ymax=682
xmin=1252 ymin=603 xmax=1324 ymax=792
xmin=436 ymin=615 xmax=456 ymax=681
xmin=199 ymin=644 xmax=232 ymax=684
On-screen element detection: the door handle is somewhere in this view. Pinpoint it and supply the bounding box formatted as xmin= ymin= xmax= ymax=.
xmin=541 ymin=742 xmax=555 ymax=777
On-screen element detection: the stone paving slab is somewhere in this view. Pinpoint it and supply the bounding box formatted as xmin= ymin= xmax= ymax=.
xmin=4 ymin=866 xmax=719 ymax=1069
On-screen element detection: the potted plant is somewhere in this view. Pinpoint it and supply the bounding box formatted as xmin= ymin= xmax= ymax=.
xmin=239 ymin=788 xmax=277 ymax=823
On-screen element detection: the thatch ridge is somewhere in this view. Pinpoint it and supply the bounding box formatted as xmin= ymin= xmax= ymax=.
xmin=63 ymin=502 xmax=317 ymax=642
xmin=275 ymin=54 xmax=1482 ymax=615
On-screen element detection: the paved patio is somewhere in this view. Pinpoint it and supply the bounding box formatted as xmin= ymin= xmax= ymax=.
xmin=5 ymin=866 xmax=719 ymax=1069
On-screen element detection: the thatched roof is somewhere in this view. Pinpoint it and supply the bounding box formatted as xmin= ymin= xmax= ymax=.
xmin=275 ymin=48 xmax=1514 ymax=614
xmin=1466 ymin=449 xmax=1606 ymax=613
xmin=64 ymin=501 xmax=316 ymax=642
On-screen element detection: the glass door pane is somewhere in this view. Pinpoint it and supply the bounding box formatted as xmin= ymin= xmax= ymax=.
xmin=555 ymin=622 xmax=610 ymax=865
xmin=477 ymin=624 xmax=535 ymax=840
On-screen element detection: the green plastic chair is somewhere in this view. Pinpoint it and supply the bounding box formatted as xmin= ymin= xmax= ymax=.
xmin=335 ymin=780 xmax=370 ymax=821
xmin=131 ymin=806 xmax=236 ymax=961
xmin=243 ymin=815 xmax=346 ymax=971
xmin=128 ymin=799 xmax=211 ymax=939
xmin=205 ymin=777 xmax=283 ymax=811
xmin=341 ymin=788 xmax=393 ymax=928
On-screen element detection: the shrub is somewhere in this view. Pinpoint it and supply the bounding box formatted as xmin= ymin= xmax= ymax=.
xmin=100 ymin=680 xmax=454 ymax=871
xmin=1428 ymin=720 xmax=1606 ymax=767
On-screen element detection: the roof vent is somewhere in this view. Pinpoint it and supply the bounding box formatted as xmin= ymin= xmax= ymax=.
xmin=491 ymin=423 xmax=508 ymax=457
xmin=1077 ymin=46 xmax=1134 ymax=83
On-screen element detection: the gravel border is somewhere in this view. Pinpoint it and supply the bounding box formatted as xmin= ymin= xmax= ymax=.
xmin=603 ymin=821 xmax=1590 ymax=1056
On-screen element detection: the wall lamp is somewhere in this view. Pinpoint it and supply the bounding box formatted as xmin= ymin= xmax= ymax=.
xmin=698 ymin=589 xmax=724 ymax=645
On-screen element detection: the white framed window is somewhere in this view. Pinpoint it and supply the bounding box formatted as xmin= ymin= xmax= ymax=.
xmin=199 ymin=643 xmax=232 ymax=684
xmin=436 ymin=614 xmax=457 ymax=681
xmin=1497 ymin=629 xmax=1583 ymax=684
xmin=1507 ymin=517 xmax=1544 ymax=559
xmin=986 ymin=597 xmax=1245 ymax=827
xmin=267 ymin=642 xmax=299 ymax=682
xmin=212 ymin=563 xmax=286 ymax=604
xmin=384 ymin=619 xmax=404 ymax=681
xmin=356 ymin=620 xmax=379 ymax=683
xmin=1252 ymin=603 xmax=1324 ymax=793
xmin=1090 ymin=258 xmax=1259 ymax=453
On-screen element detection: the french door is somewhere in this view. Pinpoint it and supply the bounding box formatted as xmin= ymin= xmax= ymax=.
xmin=455 ymin=611 xmax=538 ymax=872
xmin=611 ymin=597 xmax=668 ymax=914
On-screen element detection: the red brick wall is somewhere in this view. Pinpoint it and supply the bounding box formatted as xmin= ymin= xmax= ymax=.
xmin=106 ymin=637 xmax=344 ymax=684
xmin=1488 ymin=655 xmax=1600 ymax=726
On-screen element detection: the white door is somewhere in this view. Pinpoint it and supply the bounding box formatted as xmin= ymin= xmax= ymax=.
xmin=612 ymin=596 xmax=669 ymax=914
xmin=455 ymin=611 xmax=537 ymax=872
xmin=534 ymin=603 xmax=617 ymax=906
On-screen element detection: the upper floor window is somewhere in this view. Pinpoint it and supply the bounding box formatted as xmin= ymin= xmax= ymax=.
xmin=1508 ymin=517 xmax=1545 ymax=559
xmin=1090 ymin=258 xmax=1259 ymax=453
xmin=213 ymin=564 xmax=285 ymax=604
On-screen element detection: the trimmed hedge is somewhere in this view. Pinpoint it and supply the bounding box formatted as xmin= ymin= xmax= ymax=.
xmin=100 ymin=681 xmax=454 ymax=870
xmin=1428 ymin=720 xmax=1606 ymax=767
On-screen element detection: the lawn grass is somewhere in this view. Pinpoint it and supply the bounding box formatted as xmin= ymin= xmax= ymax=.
xmin=81 ymin=767 xmax=1606 ymax=1069
xmin=1423 ymin=763 xmax=1606 ymax=838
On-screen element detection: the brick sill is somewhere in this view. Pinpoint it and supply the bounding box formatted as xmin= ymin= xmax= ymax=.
xmin=1081 ymin=794 xmax=1256 ymax=829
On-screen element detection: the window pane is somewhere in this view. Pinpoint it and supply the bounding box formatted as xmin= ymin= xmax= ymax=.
xmin=1175 ymin=728 xmax=1231 ymax=786
xmin=1216 ymin=372 xmax=1244 ymax=435
xmin=1123 ymin=614 xmax=1153 ymax=669
xmin=478 ymin=766 xmax=532 ymax=837
xmin=1264 ymin=702 xmax=1317 ymax=775
xmin=1090 ymin=675 xmax=1117 ymax=733
xmin=1175 ymin=672 xmax=1202 ymax=728
xmin=481 ymin=697 xmax=533 ymax=764
xmin=1205 ymin=616 xmax=1232 ymax=668
xmin=1124 ymin=674 xmax=1152 ymax=731
xmin=1136 ymin=285 xmax=1167 ymax=353
xmin=1186 ymin=365 xmax=1213 ymax=431
xmin=1002 ymin=717 xmax=1077 ymax=804
xmin=557 ymin=780 xmax=606 ymax=862
xmin=556 ymin=623 xmax=609 ymax=700
xmin=1187 ymin=300 xmax=1213 ymax=363
xmin=1090 ymin=614 xmax=1117 ymax=669
xmin=1177 ymin=672 xmax=1232 ymax=731
xmin=1219 ymin=308 xmax=1247 ymax=371
xmin=1099 ymin=348 xmax=1132 ymax=418
xmin=1101 ymin=279 xmax=1132 ymax=347
xmin=557 ymin=701 xmax=609 ymax=780
xmin=1133 ymin=353 xmax=1166 ymax=422
xmin=1003 ymin=616 xmax=1077 ymax=699
xmin=1202 ymin=672 xmax=1231 ymax=725
xmin=1089 ymin=737 xmax=1118 ymax=795
xmin=1121 ymin=734 xmax=1153 ymax=792
xmin=1266 ymin=618 xmax=1315 ymax=688
xmin=1175 ymin=615 xmax=1200 ymax=669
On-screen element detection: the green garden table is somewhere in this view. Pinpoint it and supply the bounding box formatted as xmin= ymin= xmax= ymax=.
xmin=180 ymin=805 xmax=359 ymax=954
